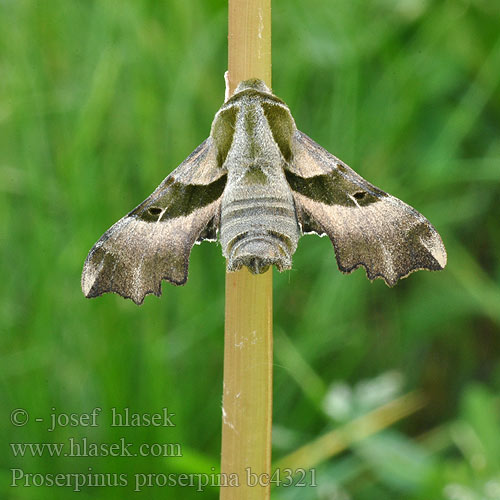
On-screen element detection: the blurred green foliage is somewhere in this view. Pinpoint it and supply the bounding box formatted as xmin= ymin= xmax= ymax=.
xmin=1 ymin=0 xmax=500 ymax=499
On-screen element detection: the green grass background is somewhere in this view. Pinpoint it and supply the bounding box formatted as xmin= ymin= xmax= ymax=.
xmin=1 ymin=0 xmax=500 ymax=498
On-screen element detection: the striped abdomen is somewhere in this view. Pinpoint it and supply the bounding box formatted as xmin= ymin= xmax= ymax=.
xmin=220 ymin=194 xmax=300 ymax=274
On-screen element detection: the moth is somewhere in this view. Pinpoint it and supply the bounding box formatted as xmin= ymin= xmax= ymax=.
xmin=82 ymin=79 xmax=446 ymax=305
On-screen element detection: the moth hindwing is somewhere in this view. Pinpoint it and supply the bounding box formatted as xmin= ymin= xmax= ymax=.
xmin=82 ymin=78 xmax=446 ymax=304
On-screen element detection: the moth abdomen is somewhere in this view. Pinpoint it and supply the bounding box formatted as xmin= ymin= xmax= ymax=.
xmin=220 ymin=196 xmax=300 ymax=274
xmin=225 ymin=231 xmax=294 ymax=274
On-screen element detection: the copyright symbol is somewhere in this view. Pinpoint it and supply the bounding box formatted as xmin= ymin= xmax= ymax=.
xmin=11 ymin=408 xmax=29 ymax=426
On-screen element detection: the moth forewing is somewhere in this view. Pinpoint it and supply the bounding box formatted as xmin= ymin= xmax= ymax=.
xmin=287 ymin=131 xmax=447 ymax=285
xmin=81 ymin=139 xmax=226 ymax=304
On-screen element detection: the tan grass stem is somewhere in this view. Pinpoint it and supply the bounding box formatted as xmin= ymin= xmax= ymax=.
xmin=220 ymin=1 xmax=272 ymax=499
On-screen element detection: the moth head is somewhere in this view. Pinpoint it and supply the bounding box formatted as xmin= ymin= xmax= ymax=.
xmin=235 ymin=79 xmax=272 ymax=95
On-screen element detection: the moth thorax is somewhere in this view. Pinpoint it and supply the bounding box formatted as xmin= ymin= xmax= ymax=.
xmin=220 ymin=196 xmax=300 ymax=274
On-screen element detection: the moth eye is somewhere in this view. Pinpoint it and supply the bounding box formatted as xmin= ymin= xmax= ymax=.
xmin=353 ymin=191 xmax=366 ymax=200
xmin=148 ymin=207 xmax=163 ymax=216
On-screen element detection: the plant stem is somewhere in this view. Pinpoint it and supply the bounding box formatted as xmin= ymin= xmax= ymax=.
xmin=222 ymin=269 xmax=273 ymax=499
xmin=227 ymin=0 xmax=271 ymax=93
xmin=221 ymin=1 xmax=272 ymax=499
